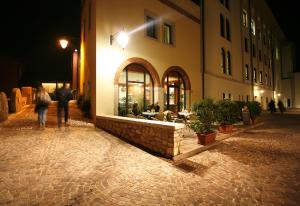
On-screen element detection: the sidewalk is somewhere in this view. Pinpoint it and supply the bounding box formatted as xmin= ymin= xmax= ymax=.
xmin=174 ymin=119 xmax=264 ymax=161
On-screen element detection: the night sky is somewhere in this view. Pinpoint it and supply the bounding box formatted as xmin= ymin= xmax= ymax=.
xmin=0 ymin=0 xmax=298 ymax=86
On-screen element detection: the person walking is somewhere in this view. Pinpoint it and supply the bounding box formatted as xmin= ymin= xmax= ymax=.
xmin=268 ymin=99 xmax=276 ymax=114
xmin=55 ymin=83 xmax=72 ymax=128
xmin=277 ymin=100 xmax=285 ymax=114
xmin=35 ymin=85 xmax=51 ymax=128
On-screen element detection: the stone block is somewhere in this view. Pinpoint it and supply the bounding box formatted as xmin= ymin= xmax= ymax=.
xmin=21 ymin=87 xmax=33 ymax=104
xmin=10 ymin=88 xmax=22 ymax=113
xmin=0 ymin=92 xmax=9 ymax=122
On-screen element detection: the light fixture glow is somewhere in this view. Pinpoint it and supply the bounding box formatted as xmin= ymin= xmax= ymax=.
xmin=59 ymin=39 xmax=69 ymax=49
xmin=260 ymin=90 xmax=264 ymax=94
xmin=116 ymin=32 xmax=129 ymax=49
xmin=277 ymin=93 xmax=281 ymax=97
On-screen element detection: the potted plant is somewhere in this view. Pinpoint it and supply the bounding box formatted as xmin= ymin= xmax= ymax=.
xmin=188 ymin=99 xmax=216 ymax=145
xmin=215 ymin=99 xmax=240 ymax=133
xmin=246 ymin=101 xmax=262 ymax=124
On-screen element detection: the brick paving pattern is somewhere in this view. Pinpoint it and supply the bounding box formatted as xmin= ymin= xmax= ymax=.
xmin=0 ymin=107 xmax=299 ymax=205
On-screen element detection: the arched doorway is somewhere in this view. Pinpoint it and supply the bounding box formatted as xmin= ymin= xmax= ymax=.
xmin=118 ymin=63 xmax=154 ymax=116
xmin=162 ymin=67 xmax=191 ymax=113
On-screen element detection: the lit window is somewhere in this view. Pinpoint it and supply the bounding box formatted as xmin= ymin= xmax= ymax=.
xmin=276 ymin=48 xmax=280 ymax=60
xmin=253 ymin=68 xmax=257 ymax=82
xmin=251 ymin=19 xmax=255 ymax=35
xmin=163 ymin=23 xmax=173 ymax=45
xmin=226 ymin=51 xmax=231 ymax=75
xmin=259 ymin=71 xmax=263 ymax=83
xmin=146 ymin=15 xmax=157 ymax=39
xmin=242 ymin=10 xmax=248 ymax=27
xmin=245 ymin=64 xmax=249 ymax=80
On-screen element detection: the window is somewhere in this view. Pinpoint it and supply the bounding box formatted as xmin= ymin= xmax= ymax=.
xmin=253 ymin=68 xmax=257 ymax=82
xmin=146 ymin=15 xmax=157 ymax=39
xmin=265 ymin=74 xmax=268 ymax=85
xmin=221 ymin=48 xmax=226 ymax=74
xmin=252 ymin=44 xmax=256 ymax=57
xmin=225 ymin=0 xmax=229 ymax=9
xmin=163 ymin=23 xmax=173 ymax=45
xmin=251 ymin=19 xmax=255 ymax=35
xmin=264 ymin=54 xmax=267 ymax=65
xmin=220 ymin=0 xmax=224 ymax=4
xmin=242 ymin=10 xmax=248 ymax=27
xmin=223 ymin=93 xmax=226 ymax=100
xmin=276 ymin=47 xmax=280 ymax=60
xmin=220 ymin=14 xmax=225 ymax=37
xmin=259 ymin=71 xmax=263 ymax=83
xmin=226 ymin=18 xmax=230 ymax=41
xmin=164 ymin=71 xmax=186 ymax=113
xmin=259 ymin=50 xmax=262 ymax=61
xmin=244 ymin=38 xmax=248 ymax=52
xmin=245 ymin=64 xmax=249 ymax=80
xmin=246 ymin=95 xmax=249 ymax=102
xmin=118 ymin=64 xmax=154 ymax=116
xmin=226 ymin=51 xmax=231 ymax=75
xmin=228 ymin=93 xmax=231 ymax=100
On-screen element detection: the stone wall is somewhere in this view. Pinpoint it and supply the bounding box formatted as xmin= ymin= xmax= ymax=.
xmin=21 ymin=87 xmax=33 ymax=104
xmin=10 ymin=88 xmax=22 ymax=113
xmin=96 ymin=115 xmax=184 ymax=158
xmin=0 ymin=92 xmax=9 ymax=122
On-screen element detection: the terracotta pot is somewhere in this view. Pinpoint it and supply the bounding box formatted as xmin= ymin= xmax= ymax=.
xmin=218 ymin=124 xmax=234 ymax=133
xmin=197 ymin=132 xmax=216 ymax=145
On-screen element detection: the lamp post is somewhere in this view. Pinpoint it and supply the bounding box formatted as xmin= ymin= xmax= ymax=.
xmin=58 ymin=37 xmax=80 ymax=95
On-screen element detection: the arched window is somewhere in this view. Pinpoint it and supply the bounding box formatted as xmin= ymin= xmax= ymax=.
xmin=220 ymin=14 xmax=225 ymax=37
xmin=226 ymin=51 xmax=231 ymax=75
xmin=118 ymin=64 xmax=154 ymax=116
xmin=221 ymin=48 xmax=226 ymax=74
xmin=164 ymin=71 xmax=186 ymax=113
xmin=226 ymin=18 xmax=230 ymax=41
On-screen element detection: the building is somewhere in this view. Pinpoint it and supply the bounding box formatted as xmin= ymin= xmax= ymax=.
xmin=80 ymin=0 xmax=296 ymax=122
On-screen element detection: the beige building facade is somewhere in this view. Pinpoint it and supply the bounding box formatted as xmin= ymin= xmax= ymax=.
xmin=80 ymin=0 xmax=296 ymax=121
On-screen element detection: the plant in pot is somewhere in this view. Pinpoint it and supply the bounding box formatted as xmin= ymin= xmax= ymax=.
xmin=188 ymin=99 xmax=216 ymax=145
xmin=215 ymin=99 xmax=240 ymax=133
xmin=246 ymin=101 xmax=262 ymax=124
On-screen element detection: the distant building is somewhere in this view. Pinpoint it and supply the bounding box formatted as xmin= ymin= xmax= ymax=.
xmin=0 ymin=56 xmax=22 ymax=96
xmin=80 ymin=0 xmax=297 ymax=122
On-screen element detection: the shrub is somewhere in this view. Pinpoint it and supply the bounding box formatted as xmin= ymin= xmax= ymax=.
xmin=189 ymin=98 xmax=216 ymax=134
xmin=247 ymin=101 xmax=262 ymax=120
xmin=215 ymin=99 xmax=240 ymax=125
xmin=234 ymin=100 xmax=246 ymax=120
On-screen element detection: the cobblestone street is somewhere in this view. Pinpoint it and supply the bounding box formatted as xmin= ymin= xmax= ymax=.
xmin=0 ymin=107 xmax=299 ymax=205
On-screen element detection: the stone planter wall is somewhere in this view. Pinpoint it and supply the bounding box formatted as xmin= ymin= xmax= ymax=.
xmin=0 ymin=92 xmax=9 ymax=122
xmin=21 ymin=87 xmax=33 ymax=104
xmin=96 ymin=115 xmax=184 ymax=158
xmin=10 ymin=88 xmax=22 ymax=113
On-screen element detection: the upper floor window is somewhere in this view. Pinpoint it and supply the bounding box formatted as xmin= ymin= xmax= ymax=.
xmin=146 ymin=15 xmax=157 ymax=39
xmin=245 ymin=64 xmax=249 ymax=80
xmin=259 ymin=71 xmax=263 ymax=84
xmin=163 ymin=23 xmax=174 ymax=45
xmin=253 ymin=68 xmax=257 ymax=82
xmin=265 ymin=74 xmax=268 ymax=85
xmin=221 ymin=48 xmax=226 ymax=74
xmin=242 ymin=10 xmax=248 ymax=27
xmin=220 ymin=14 xmax=225 ymax=37
xmin=225 ymin=0 xmax=229 ymax=9
xmin=226 ymin=18 xmax=231 ymax=41
xmin=226 ymin=51 xmax=232 ymax=75
xmin=251 ymin=19 xmax=255 ymax=35
xmin=276 ymin=47 xmax=280 ymax=60
xmin=244 ymin=38 xmax=248 ymax=52
xmin=259 ymin=50 xmax=262 ymax=62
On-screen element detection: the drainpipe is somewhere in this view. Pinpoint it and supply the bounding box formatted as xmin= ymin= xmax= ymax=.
xmin=201 ymin=0 xmax=205 ymax=100
xmin=248 ymin=0 xmax=254 ymax=101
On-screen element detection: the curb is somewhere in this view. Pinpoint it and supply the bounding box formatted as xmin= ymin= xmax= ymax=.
xmin=173 ymin=122 xmax=264 ymax=161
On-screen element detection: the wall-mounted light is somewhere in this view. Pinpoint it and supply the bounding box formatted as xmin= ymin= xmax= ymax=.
xmin=110 ymin=31 xmax=129 ymax=49
xmin=260 ymin=90 xmax=264 ymax=94
xmin=277 ymin=93 xmax=281 ymax=97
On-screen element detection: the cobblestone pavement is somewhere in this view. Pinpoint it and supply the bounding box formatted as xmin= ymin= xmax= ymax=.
xmin=0 ymin=107 xmax=299 ymax=205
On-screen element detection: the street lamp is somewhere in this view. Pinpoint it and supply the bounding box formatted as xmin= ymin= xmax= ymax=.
xmin=58 ymin=37 xmax=80 ymax=94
